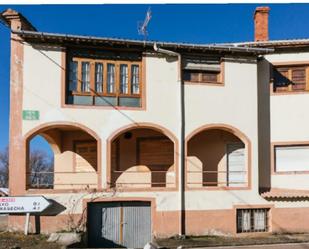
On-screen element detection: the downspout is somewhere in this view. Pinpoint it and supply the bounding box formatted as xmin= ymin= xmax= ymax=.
xmin=153 ymin=43 xmax=185 ymax=236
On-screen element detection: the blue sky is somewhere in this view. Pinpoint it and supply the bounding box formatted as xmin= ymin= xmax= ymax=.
xmin=1 ymin=4 xmax=309 ymax=153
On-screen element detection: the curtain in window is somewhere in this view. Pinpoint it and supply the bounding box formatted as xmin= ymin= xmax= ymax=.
xmin=81 ymin=62 xmax=90 ymax=92
xmin=254 ymin=210 xmax=266 ymax=231
xmin=95 ymin=63 xmax=103 ymax=93
xmin=107 ymin=64 xmax=115 ymax=93
xmin=120 ymin=64 xmax=129 ymax=94
xmin=131 ymin=65 xmax=140 ymax=94
xmin=242 ymin=210 xmax=251 ymax=232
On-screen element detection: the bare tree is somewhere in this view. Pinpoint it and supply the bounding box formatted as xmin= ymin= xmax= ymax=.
xmin=0 ymin=147 xmax=54 ymax=189
xmin=29 ymin=150 xmax=54 ymax=188
xmin=0 ymin=147 xmax=8 ymax=188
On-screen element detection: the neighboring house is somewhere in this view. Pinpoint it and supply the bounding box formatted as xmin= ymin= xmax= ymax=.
xmin=2 ymin=6 xmax=309 ymax=247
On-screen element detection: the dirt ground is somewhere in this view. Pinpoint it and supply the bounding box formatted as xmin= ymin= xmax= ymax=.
xmin=1 ymin=232 xmax=309 ymax=249
xmin=155 ymin=233 xmax=309 ymax=248
xmin=0 ymin=231 xmax=61 ymax=249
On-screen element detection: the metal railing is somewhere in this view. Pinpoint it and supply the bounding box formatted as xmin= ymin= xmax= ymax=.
xmin=111 ymin=170 xmax=176 ymax=188
xmin=187 ymin=170 xmax=247 ymax=187
xmin=26 ymin=171 xmax=98 ymax=189
xmin=237 ymin=208 xmax=269 ymax=233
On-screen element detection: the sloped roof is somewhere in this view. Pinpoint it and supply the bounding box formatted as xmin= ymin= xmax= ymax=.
xmin=12 ymin=30 xmax=274 ymax=55
xmin=220 ymin=38 xmax=309 ymax=48
xmin=261 ymin=188 xmax=309 ymax=200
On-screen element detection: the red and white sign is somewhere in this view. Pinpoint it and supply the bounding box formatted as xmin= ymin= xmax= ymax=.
xmin=0 ymin=196 xmax=51 ymax=213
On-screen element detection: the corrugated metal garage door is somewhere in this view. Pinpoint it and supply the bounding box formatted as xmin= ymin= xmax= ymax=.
xmin=88 ymin=201 xmax=151 ymax=248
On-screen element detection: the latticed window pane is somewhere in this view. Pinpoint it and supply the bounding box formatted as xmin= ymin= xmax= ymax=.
xmin=81 ymin=62 xmax=90 ymax=92
xmin=131 ymin=65 xmax=140 ymax=94
xmin=107 ymin=63 xmax=115 ymax=93
xmin=95 ymin=63 xmax=103 ymax=93
xmin=120 ymin=64 xmax=129 ymax=94
xmin=69 ymin=61 xmax=78 ymax=91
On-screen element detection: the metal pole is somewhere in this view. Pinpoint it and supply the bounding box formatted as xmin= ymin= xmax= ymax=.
xmin=153 ymin=43 xmax=185 ymax=236
xmin=24 ymin=212 xmax=30 ymax=235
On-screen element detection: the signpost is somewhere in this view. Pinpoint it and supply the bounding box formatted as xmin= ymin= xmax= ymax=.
xmin=0 ymin=196 xmax=51 ymax=235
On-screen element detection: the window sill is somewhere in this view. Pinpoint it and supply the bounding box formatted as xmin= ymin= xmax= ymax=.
xmin=71 ymin=91 xmax=92 ymax=96
xmin=26 ymin=188 xmax=100 ymax=194
xmin=273 ymin=170 xmax=309 ymax=175
xmin=62 ymin=103 xmax=145 ymax=111
xmin=271 ymin=90 xmax=309 ymax=95
xmin=186 ymin=186 xmax=250 ymax=191
xmin=71 ymin=92 xmax=141 ymax=98
xmin=184 ymin=80 xmax=224 ymax=86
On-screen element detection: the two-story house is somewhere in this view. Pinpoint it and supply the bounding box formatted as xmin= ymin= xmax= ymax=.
xmin=2 ymin=6 xmax=309 ymax=248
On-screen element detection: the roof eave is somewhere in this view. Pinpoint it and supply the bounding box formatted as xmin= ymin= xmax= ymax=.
xmin=12 ymin=30 xmax=274 ymax=55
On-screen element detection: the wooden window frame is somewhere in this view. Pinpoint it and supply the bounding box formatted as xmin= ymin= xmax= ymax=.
xmin=68 ymin=57 xmax=142 ymax=101
xmin=271 ymin=64 xmax=309 ymax=94
xmin=183 ymin=61 xmax=224 ymax=85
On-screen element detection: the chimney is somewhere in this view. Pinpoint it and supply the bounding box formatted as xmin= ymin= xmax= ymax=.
xmin=254 ymin=6 xmax=270 ymax=42
xmin=0 ymin=8 xmax=36 ymax=31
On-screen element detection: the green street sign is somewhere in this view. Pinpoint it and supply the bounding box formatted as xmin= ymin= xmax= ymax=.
xmin=23 ymin=110 xmax=40 ymax=120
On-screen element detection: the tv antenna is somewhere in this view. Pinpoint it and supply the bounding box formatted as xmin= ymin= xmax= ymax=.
xmin=138 ymin=7 xmax=152 ymax=40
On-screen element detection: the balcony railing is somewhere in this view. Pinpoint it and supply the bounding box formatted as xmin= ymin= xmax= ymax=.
xmin=110 ymin=168 xmax=176 ymax=189
xmin=187 ymin=170 xmax=247 ymax=188
xmin=26 ymin=171 xmax=98 ymax=190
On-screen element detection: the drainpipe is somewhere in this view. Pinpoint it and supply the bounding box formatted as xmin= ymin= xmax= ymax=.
xmin=153 ymin=43 xmax=185 ymax=237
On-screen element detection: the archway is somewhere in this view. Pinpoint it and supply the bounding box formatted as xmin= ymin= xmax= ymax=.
xmin=186 ymin=125 xmax=250 ymax=188
xmin=25 ymin=122 xmax=101 ymax=190
xmin=108 ymin=124 xmax=178 ymax=189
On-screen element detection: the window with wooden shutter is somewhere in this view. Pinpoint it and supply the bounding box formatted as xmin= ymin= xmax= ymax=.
xmin=291 ymin=67 xmax=306 ymax=90
xmin=137 ymin=137 xmax=174 ymax=167
xmin=182 ymin=56 xmax=223 ymax=85
xmin=137 ymin=137 xmax=174 ymax=187
xmin=183 ymin=70 xmax=221 ymax=84
xmin=74 ymin=141 xmax=97 ymax=172
xmin=272 ymin=65 xmax=309 ymax=93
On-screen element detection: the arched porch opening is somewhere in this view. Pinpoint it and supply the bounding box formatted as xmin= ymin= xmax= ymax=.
xmin=25 ymin=123 xmax=100 ymax=190
xmin=186 ymin=125 xmax=250 ymax=188
xmin=109 ymin=125 xmax=177 ymax=189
